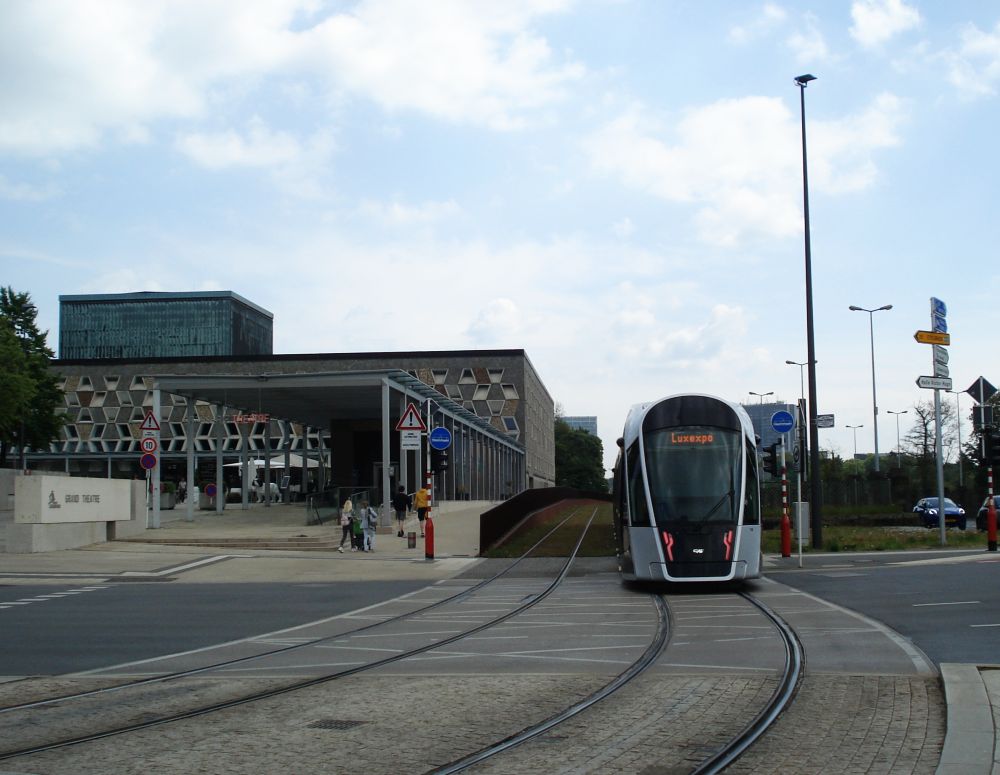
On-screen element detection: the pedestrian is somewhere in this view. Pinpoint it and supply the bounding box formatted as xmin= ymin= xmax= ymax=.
xmin=391 ymin=486 xmax=411 ymax=537
xmin=361 ymin=500 xmax=378 ymax=552
xmin=414 ymin=486 xmax=430 ymax=537
xmin=338 ymin=500 xmax=353 ymax=553
xmin=351 ymin=509 xmax=365 ymax=551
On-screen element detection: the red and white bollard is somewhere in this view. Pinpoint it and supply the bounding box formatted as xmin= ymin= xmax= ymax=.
xmin=425 ymin=471 xmax=434 ymax=560
xmin=988 ymin=467 xmax=997 ymax=553
xmin=780 ymin=465 xmax=792 ymax=558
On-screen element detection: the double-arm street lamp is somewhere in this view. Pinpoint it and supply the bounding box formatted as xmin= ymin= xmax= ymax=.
xmin=749 ymin=391 xmax=773 ymax=440
xmin=846 ymin=424 xmax=864 ymax=459
xmin=849 ymin=304 xmax=892 ymax=472
xmin=796 ymin=73 xmax=822 ymax=547
xmin=886 ymin=409 xmax=907 ymax=467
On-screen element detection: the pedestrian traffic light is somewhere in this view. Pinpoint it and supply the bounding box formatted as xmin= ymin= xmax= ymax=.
xmin=431 ymin=448 xmax=449 ymax=473
xmin=761 ymin=443 xmax=779 ymax=476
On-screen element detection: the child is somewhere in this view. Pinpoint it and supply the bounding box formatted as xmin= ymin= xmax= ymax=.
xmin=361 ymin=500 xmax=378 ymax=552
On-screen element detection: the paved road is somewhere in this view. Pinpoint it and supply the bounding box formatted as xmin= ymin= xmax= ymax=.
xmin=768 ymin=550 xmax=1000 ymax=665
xmin=0 ymin=580 xmax=428 ymax=675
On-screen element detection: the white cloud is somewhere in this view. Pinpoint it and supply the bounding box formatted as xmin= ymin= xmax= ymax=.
xmin=466 ymin=298 xmax=523 ymax=343
xmin=787 ymin=17 xmax=830 ymax=63
xmin=301 ymin=0 xmax=584 ymax=130
xmin=356 ymin=199 xmax=461 ymax=226
xmin=945 ymin=22 xmax=1000 ymax=98
xmin=729 ymin=4 xmax=787 ymax=44
xmin=0 ymin=175 xmax=60 ymax=202
xmin=849 ymin=0 xmax=921 ymax=48
xmin=0 ymin=0 xmax=303 ymax=156
xmin=176 ymin=120 xmax=304 ymax=169
xmin=0 ymin=0 xmax=581 ymax=157
xmin=582 ymin=93 xmax=906 ymax=246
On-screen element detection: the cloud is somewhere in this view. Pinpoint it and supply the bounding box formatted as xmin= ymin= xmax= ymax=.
xmin=0 ymin=0 xmax=581 ymax=157
xmin=582 ymin=93 xmax=906 ymax=246
xmin=356 ymin=199 xmax=461 ymax=226
xmin=466 ymin=298 xmax=523 ymax=343
xmin=176 ymin=120 xmax=305 ymax=169
xmin=0 ymin=175 xmax=60 ymax=202
xmin=728 ymin=3 xmax=787 ymax=44
xmin=301 ymin=0 xmax=584 ymax=130
xmin=849 ymin=0 xmax=921 ymax=48
xmin=945 ymin=21 xmax=1000 ymax=98
xmin=787 ymin=17 xmax=830 ymax=63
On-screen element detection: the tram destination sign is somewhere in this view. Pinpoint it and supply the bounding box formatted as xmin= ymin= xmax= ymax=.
xmin=916 ymin=375 xmax=952 ymax=391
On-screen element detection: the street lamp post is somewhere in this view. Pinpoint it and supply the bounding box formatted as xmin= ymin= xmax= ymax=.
xmin=947 ymin=390 xmax=964 ymax=487
xmin=849 ymin=304 xmax=892 ymax=472
xmin=796 ymin=73 xmax=822 ymax=548
xmin=846 ymin=424 xmax=864 ymax=459
xmin=886 ymin=410 xmax=908 ymax=467
xmin=749 ymin=391 xmax=774 ymax=443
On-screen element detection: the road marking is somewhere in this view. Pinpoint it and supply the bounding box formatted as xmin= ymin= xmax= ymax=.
xmin=912 ymin=601 xmax=981 ymax=607
xmin=116 ymin=554 xmax=253 ymax=578
xmin=969 ymin=623 xmax=1000 ymax=628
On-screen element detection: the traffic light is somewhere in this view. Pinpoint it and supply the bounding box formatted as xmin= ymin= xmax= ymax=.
xmin=988 ymin=431 xmax=1000 ymax=467
xmin=431 ymin=448 xmax=449 ymax=473
xmin=761 ymin=443 xmax=779 ymax=476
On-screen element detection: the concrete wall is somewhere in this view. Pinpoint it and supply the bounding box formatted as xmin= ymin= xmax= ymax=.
xmin=6 ymin=475 xmax=141 ymax=553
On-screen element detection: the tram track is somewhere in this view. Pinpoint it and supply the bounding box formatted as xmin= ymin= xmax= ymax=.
xmin=0 ymin=506 xmax=599 ymax=763
xmin=426 ymin=587 xmax=801 ymax=775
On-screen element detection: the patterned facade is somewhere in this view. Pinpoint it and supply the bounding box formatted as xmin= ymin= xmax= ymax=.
xmin=44 ymin=349 xmax=556 ymax=488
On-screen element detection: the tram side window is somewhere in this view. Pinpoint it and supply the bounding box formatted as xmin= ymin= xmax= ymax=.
xmin=626 ymin=442 xmax=650 ymax=526
xmin=744 ymin=443 xmax=761 ymax=525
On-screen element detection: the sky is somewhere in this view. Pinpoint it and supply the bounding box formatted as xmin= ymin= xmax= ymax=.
xmin=2 ymin=0 xmax=999 ymax=475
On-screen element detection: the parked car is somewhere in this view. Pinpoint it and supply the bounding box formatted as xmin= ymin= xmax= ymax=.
xmin=913 ymin=497 xmax=966 ymax=530
xmin=976 ymin=495 xmax=1000 ymax=531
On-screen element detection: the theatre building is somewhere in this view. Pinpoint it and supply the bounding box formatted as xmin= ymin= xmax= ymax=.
xmin=34 ymin=292 xmax=556 ymax=510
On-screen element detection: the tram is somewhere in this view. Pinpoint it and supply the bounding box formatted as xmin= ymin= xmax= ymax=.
xmin=612 ymin=393 xmax=762 ymax=582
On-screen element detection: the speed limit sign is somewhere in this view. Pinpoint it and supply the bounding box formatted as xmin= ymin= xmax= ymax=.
xmin=140 ymin=437 xmax=158 ymax=453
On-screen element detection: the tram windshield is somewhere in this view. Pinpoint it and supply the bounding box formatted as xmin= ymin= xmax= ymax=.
xmin=644 ymin=425 xmax=741 ymax=525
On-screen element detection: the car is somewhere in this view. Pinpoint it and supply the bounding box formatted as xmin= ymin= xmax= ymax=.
xmin=913 ymin=497 xmax=967 ymax=530
xmin=976 ymin=495 xmax=1000 ymax=531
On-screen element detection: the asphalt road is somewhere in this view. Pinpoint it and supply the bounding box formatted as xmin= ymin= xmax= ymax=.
xmin=0 ymin=580 xmax=428 ymax=675
xmin=770 ymin=550 xmax=1000 ymax=665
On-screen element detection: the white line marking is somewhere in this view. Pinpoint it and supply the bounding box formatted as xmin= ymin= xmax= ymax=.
xmin=970 ymin=623 xmax=1000 ymax=628
xmin=117 ymin=554 xmax=253 ymax=578
xmin=912 ymin=601 xmax=980 ymax=607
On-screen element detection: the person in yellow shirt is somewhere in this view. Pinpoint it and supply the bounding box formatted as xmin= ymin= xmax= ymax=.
xmin=414 ymin=487 xmax=430 ymax=537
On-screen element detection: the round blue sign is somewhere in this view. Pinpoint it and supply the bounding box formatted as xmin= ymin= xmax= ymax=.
xmin=429 ymin=426 xmax=452 ymax=450
xmin=770 ymin=410 xmax=795 ymax=434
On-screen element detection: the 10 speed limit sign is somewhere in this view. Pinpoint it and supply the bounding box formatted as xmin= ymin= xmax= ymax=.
xmin=140 ymin=437 xmax=158 ymax=453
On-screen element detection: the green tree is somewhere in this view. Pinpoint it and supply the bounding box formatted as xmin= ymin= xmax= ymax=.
xmin=554 ymin=418 xmax=607 ymax=491
xmin=0 ymin=288 xmax=63 ymax=466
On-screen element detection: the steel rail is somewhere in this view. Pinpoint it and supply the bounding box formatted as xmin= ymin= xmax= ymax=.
xmin=689 ymin=591 xmax=804 ymax=775
xmin=428 ymin=591 xmax=671 ymax=774
xmin=0 ymin=505 xmax=584 ymax=716
xmin=0 ymin=507 xmax=599 ymax=762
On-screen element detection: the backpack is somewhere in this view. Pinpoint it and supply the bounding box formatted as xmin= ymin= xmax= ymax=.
xmin=366 ymin=508 xmax=378 ymax=529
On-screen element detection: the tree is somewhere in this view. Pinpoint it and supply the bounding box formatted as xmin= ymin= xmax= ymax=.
xmin=554 ymin=418 xmax=607 ymax=491
xmin=903 ymin=398 xmax=956 ymax=494
xmin=0 ymin=288 xmax=63 ymax=466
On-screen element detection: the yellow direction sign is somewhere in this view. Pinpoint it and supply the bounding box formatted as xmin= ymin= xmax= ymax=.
xmin=914 ymin=330 xmax=950 ymax=346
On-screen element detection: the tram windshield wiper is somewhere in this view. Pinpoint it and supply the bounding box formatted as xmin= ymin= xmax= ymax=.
xmin=700 ymin=491 xmax=733 ymax=521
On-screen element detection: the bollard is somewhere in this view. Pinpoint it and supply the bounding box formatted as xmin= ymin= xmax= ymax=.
xmin=780 ymin=466 xmax=791 ymax=558
xmin=425 ymin=515 xmax=434 ymax=560
xmin=407 ymin=531 xmax=416 ymax=549
xmin=988 ymin=496 xmax=997 ymax=553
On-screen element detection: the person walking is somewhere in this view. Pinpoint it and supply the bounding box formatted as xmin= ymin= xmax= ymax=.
xmin=338 ymin=499 xmax=353 ymax=553
xmin=361 ymin=500 xmax=378 ymax=552
xmin=414 ymin=486 xmax=430 ymax=537
xmin=391 ymin=486 xmax=411 ymax=537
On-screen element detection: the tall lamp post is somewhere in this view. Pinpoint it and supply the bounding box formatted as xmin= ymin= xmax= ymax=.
xmin=846 ymin=424 xmax=864 ymax=459
xmin=887 ymin=410 xmax=908 ymax=467
xmin=796 ymin=72 xmax=822 ymax=547
xmin=946 ymin=390 xmax=964 ymax=487
xmin=749 ymin=391 xmax=774 ymax=441
xmin=849 ymin=304 xmax=892 ymax=471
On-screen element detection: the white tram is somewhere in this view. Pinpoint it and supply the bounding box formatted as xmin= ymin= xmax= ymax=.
xmin=612 ymin=393 xmax=762 ymax=582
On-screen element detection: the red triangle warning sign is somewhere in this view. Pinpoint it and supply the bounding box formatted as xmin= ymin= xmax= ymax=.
xmin=395 ymin=402 xmax=427 ymax=432
xmin=140 ymin=410 xmax=161 ymax=432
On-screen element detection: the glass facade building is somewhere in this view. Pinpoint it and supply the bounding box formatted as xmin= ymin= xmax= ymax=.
xmin=59 ymin=291 xmax=273 ymax=360
xmin=562 ymin=416 xmax=598 ymax=435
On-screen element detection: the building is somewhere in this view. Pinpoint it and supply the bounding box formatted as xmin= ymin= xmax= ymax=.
xmin=59 ymin=291 xmax=273 ymax=360
xmin=562 ymin=416 xmax=598 ymax=435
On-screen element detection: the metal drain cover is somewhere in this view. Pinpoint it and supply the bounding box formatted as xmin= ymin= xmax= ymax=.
xmin=307 ymin=719 xmax=369 ymax=730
